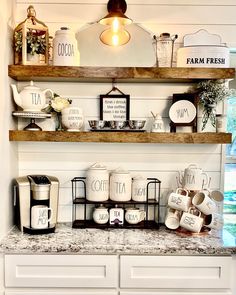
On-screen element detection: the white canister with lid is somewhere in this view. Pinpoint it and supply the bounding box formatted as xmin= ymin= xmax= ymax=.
xmin=53 ymin=27 xmax=80 ymax=66
xmin=132 ymin=176 xmax=147 ymax=202
xmin=110 ymin=169 xmax=131 ymax=202
xmin=86 ymin=163 xmax=109 ymax=202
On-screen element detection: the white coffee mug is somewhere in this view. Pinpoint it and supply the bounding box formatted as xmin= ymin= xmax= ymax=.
xmin=180 ymin=208 xmax=203 ymax=233
xmin=125 ymin=208 xmax=146 ymax=225
xmin=192 ymin=190 xmax=216 ymax=215
xmin=165 ymin=207 xmax=181 ymax=230
xmin=208 ymin=189 xmax=224 ymax=213
xmin=182 ymin=164 xmax=209 ymax=191
xmin=31 ymin=205 xmax=53 ymax=229
xmin=167 ymin=188 xmax=191 ymax=212
xmin=204 ymin=213 xmax=224 ymax=230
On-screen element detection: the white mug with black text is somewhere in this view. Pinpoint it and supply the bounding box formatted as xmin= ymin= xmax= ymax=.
xmin=31 ymin=205 xmax=53 ymax=229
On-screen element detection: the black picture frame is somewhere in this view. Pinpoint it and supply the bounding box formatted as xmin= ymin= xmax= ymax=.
xmin=100 ymin=94 xmax=130 ymax=121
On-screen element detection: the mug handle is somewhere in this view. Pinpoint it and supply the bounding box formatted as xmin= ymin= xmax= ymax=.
xmin=202 ymin=172 xmax=209 ymax=189
xmin=139 ymin=211 xmax=146 ymax=222
xmin=176 ymin=188 xmax=188 ymax=197
xmin=187 ymin=164 xmax=198 ymax=169
xmin=189 ymin=207 xmax=201 ymax=217
xmin=47 ymin=208 xmax=53 ymax=222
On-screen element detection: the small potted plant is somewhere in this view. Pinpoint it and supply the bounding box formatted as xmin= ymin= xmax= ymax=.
xmin=196 ymin=80 xmax=231 ymax=131
xmin=13 ymin=5 xmax=49 ymax=65
xmin=14 ymin=29 xmax=47 ymax=63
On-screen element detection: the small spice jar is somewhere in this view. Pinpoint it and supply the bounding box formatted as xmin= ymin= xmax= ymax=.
xmin=216 ymin=114 xmax=226 ymax=132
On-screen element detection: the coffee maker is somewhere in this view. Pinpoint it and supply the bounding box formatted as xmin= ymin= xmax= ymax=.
xmin=13 ymin=175 xmax=59 ymax=234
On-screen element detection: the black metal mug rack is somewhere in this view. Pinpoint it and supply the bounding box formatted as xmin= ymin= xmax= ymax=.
xmin=71 ymin=177 xmax=161 ymax=229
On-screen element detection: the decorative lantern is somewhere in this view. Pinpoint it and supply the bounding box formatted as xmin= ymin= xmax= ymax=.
xmin=13 ymin=5 xmax=49 ymax=65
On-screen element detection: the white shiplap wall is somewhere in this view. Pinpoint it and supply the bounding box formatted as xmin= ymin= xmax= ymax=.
xmin=14 ymin=0 xmax=236 ymax=222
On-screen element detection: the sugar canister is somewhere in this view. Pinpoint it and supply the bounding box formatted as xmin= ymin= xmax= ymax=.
xmin=86 ymin=163 xmax=109 ymax=202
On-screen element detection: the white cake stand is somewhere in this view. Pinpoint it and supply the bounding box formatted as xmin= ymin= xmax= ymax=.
xmin=12 ymin=111 xmax=52 ymax=131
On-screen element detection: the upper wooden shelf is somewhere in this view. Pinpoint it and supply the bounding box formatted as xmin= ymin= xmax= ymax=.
xmin=8 ymin=65 xmax=235 ymax=82
xmin=9 ymin=130 xmax=232 ymax=144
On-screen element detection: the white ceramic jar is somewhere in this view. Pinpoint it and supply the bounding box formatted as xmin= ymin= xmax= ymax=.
xmin=132 ymin=176 xmax=147 ymax=202
xmin=93 ymin=205 xmax=109 ymax=224
xmin=86 ymin=163 xmax=109 ymax=202
xmin=151 ymin=114 xmax=165 ymax=132
xmin=53 ymin=27 xmax=80 ymax=66
xmin=61 ymin=106 xmax=83 ymax=131
xmin=110 ymin=169 xmax=131 ymax=202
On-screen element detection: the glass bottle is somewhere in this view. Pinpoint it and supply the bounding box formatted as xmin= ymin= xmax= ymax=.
xmin=154 ymin=33 xmax=178 ymax=67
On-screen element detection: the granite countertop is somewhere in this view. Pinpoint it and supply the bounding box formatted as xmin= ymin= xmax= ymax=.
xmin=0 ymin=223 xmax=236 ymax=255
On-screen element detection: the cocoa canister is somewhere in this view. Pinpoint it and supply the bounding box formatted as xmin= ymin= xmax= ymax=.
xmin=110 ymin=169 xmax=131 ymax=202
xmin=53 ymin=27 xmax=80 ymax=66
xmin=86 ymin=163 xmax=109 ymax=202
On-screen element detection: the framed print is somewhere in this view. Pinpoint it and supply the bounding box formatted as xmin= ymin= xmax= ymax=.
xmin=100 ymin=94 xmax=130 ymax=121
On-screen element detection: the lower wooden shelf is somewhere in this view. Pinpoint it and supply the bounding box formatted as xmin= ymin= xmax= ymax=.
xmin=9 ymin=130 xmax=232 ymax=144
xmin=72 ymin=219 xmax=159 ymax=229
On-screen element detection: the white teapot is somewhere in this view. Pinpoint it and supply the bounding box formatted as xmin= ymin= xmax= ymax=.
xmin=11 ymin=81 xmax=53 ymax=112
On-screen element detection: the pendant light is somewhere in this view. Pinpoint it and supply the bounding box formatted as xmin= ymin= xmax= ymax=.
xmin=99 ymin=0 xmax=132 ymax=46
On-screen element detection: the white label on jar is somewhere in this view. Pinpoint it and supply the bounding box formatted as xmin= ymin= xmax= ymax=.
xmin=114 ymin=182 xmax=126 ymax=194
xmin=57 ymin=43 xmax=75 ymax=57
xmin=90 ymin=179 xmax=108 ymax=192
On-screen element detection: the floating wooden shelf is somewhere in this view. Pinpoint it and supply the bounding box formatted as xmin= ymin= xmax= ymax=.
xmin=9 ymin=130 xmax=232 ymax=144
xmin=8 ymin=65 xmax=235 ymax=82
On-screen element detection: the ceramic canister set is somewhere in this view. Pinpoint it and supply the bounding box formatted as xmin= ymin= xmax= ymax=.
xmin=165 ymin=164 xmax=224 ymax=233
xmin=86 ymin=163 xmax=148 ymax=225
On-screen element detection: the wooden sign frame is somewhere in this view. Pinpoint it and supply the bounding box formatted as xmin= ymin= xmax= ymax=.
xmin=169 ymin=93 xmax=198 ymax=132
xmin=100 ymin=94 xmax=130 ymax=121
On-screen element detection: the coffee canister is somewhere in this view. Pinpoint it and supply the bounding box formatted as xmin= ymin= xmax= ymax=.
xmin=53 ymin=27 xmax=80 ymax=66
xmin=86 ymin=163 xmax=109 ymax=202
xmin=110 ymin=169 xmax=131 ymax=202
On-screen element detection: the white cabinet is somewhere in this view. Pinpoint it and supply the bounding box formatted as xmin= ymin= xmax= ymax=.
xmin=120 ymin=255 xmax=232 ymax=292
xmin=120 ymin=292 xmax=230 ymax=295
xmin=3 ymin=254 xmax=235 ymax=295
xmin=5 ymin=255 xmax=118 ymax=288
xmin=5 ymin=292 xmax=117 ymax=295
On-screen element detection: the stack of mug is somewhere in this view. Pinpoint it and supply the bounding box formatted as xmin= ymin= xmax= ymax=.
xmin=165 ymin=164 xmax=224 ymax=233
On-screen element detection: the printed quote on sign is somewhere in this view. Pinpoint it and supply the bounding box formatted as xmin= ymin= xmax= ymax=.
xmin=103 ymin=98 xmax=127 ymax=120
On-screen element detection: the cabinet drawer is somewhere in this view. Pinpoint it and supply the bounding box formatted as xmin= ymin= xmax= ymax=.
xmin=5 ymin=255 xmax=118 ymax=288
xmin=120 ymin=256 xmax=232 ymax=289
xmin=120 ymin=292 xmax=231 ymax=295
xmin=6 ymin=292 xmax=117 ymax=295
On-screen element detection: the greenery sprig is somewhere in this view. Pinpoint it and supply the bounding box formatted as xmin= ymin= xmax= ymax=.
xmin=196 ymin=80 xmax=231 ymax=130
xmin=14 ymin=29 xmax=46 ymax=55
